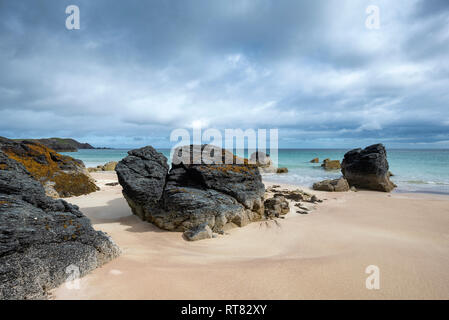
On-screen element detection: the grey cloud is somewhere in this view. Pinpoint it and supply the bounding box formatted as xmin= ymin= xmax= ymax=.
xmin=0 ymin=0 xmax=448 ymax=148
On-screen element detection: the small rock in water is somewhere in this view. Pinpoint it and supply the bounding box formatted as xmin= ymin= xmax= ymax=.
xmin=276 ymin=167 xmax=288 ymax=174
xmin=297 ymin=210 xmax=309 ymax=215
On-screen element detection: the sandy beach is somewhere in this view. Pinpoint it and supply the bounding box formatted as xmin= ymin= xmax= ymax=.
xmin=51 ymin=171 xmax=449 ymax=300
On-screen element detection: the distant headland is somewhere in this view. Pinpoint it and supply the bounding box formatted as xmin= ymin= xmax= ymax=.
xmin=11 ymin=138 xmax=111 ymax=152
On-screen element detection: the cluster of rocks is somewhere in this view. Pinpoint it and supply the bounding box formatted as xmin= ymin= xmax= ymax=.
xmin=309 ymin=157 xmax=341 ymax=170
xmin=88 ymin=161 xmax=118 ymax=173
xmin=0 ymin=137 xmax=98 ymax=198
xmin=321 ymin=158 xmax=341 ymax=170
xmin=313 ymin=144 xmax=396 ymax=193
xmin=0 ymin=150 xmax=120 ymax=299
xmin=116 ymin=145 xmax=269 ymax=241
xmin=265 ymin=185 xmax=322 ymax=215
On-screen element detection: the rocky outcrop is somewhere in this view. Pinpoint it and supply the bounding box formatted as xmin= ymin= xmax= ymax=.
xmin=321 ymin=158 xmax=341 ymax=170
xmin=313 ymin=177 xmax=350 ymax=192
xmin=13 ymin=138 xmax=95 ymax=152
xmin=88 ymin=161 xmax=118 ymax=172
xmin=0 ymin=151 xmax=119 ymax=300
xmin=116 ymin=145 xmax=266 ymax=239
xmin=0 ymin=138 xmax=98 ymax=198
xmin=341 ymin=144 xmax=396 ymax=192
xmin=310 ymin=158 xmax=319 ymax=163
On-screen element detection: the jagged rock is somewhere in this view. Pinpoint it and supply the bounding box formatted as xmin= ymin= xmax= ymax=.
xmin=0 ymin=151 xmax=119 ymax=300
xmin=183 ymin=223 xmax=213 ymax=241
xmin=313 ymin=177 xmax=350 ymax=192
xmin=0 ymin=137 xmax=98 ymax=198
xmin=310 ymin=158 xmax=319 ymax=163
xmin=276 ymin=167 xmax=288 ymax=174
xmin=341 ymin=144 xmax=396 ymax=192
xmin=321 ymin=159 xmax=341 ymax=170
xmin=116 ymin=145 xmax=266 ymax=239
xmin=264 ymin=195 xmax=289 ymax=217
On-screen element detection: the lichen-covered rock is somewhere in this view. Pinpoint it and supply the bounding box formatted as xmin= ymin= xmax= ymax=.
xmin=321 ymin=159 xmax=341 ymax=170
xmin=116 ymin=145 xmax=266 ymax=239
xmin=0 ymin=151 xmax=119 ymax=300
xmin=313 ymin=177 xmax=350 ymax=192
xmin=0 ymin=137 xmax=98 ymax=198
xmin=341 ymin=144 xmax=396 ymax=192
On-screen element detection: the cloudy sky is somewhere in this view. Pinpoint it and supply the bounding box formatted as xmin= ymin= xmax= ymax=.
xmin=0 ymin=0 xmax=448 ymax=148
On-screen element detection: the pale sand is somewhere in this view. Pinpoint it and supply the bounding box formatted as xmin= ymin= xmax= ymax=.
xmin=52 ymin=171 xmax=449 ymax=299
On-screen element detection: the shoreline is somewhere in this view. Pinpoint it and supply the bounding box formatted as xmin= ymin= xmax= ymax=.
xmin=50 ymin=171 xmax=449 ymax=299
xmin=62 ymin=148 xmax=449 ymax=195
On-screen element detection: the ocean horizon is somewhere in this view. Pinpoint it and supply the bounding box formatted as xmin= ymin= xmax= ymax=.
xmin=62 ymin=148 xmax=449 ymax=194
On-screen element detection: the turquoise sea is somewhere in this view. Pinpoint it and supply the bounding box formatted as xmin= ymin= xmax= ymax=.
xmin=62 ymin=149 xmax=449 ymax=194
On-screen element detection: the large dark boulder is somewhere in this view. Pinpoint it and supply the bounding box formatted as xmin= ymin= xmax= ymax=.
xmin=115 ymin=146 xmax=169 ymax=220
xmin=0 ymin=151 xmax=120 ymax=299
xmin=116 ymin=145 xmax=266 ymax=237
xmin=341 ymin=144 xmax=396 ymax=192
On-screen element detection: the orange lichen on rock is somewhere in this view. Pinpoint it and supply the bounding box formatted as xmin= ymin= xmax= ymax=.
xmin=1 ymin=141 xmax=98 ymax=197
xmin=203 ymin=163 xmax=258 ymax=174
